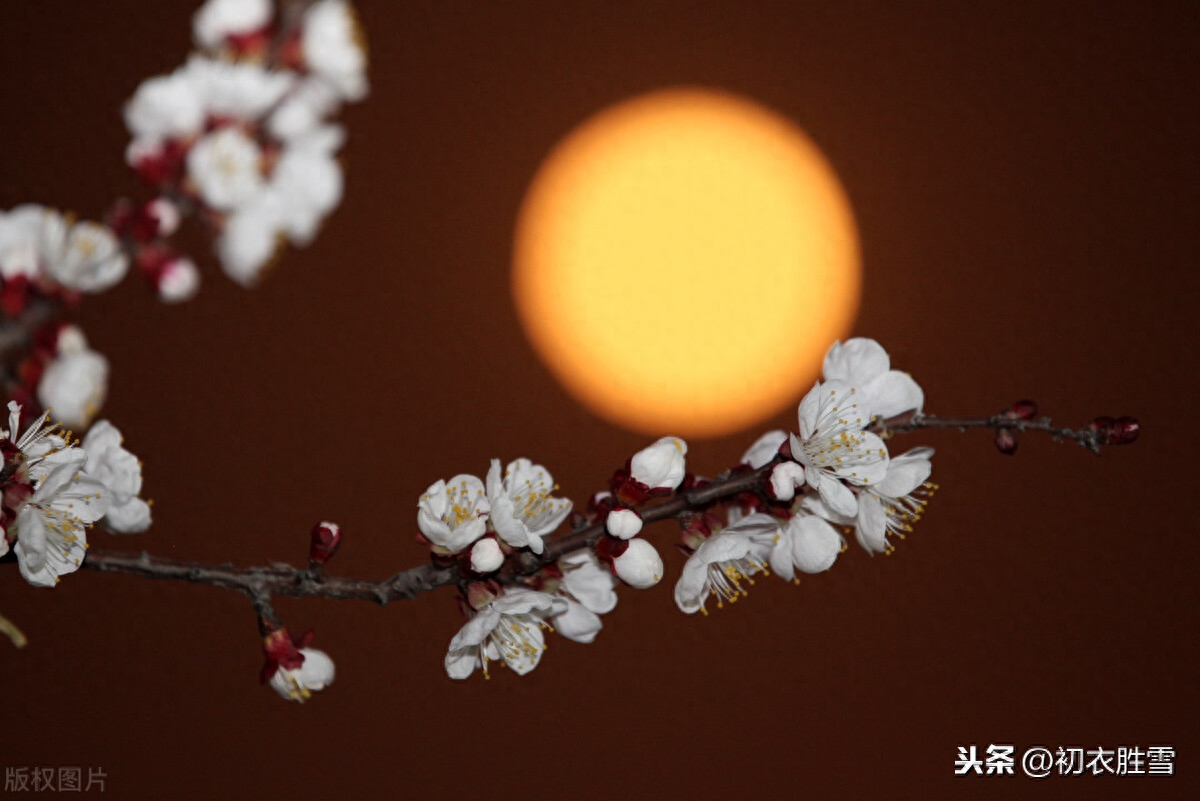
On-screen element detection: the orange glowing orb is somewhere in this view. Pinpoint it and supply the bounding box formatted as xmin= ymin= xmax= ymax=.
xmin=513 ymin=88 xmax=860 ymax=438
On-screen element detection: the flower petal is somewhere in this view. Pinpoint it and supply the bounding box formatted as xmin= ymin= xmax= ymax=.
xmin=818 ymin=476 xmax=858 ymax=518
xmin=554 ymin=600 xmax=602 ymax=644
xmin=854 ymin=492 xmax=888 ymax=553
xmin=790 ymin=515 xmax=842 ymax=574
xmin=823 ymin=338 xmax=889 ymax=385
xmin=865 ymin=370 xmax=924 ymax=420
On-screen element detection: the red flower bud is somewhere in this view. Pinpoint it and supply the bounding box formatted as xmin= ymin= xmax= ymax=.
xmin=994 ymin=427 xmax=1018 ymax=455
xmin=309 ymin=521 xmax=342 ymax=566
xmin=1111 ymin=416 xmax=1140 ymax=444
xmin=1089 ymin=416 xmax=1139 ymax=446
xmin=1007 ymin=400 xmax=1038 ymax=420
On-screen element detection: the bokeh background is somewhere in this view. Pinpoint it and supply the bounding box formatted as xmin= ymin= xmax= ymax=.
xmin=1 ymin=1 xmax=1196 ymax=799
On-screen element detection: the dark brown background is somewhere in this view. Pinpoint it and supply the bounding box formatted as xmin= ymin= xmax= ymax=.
xmin=1 ymin=1 xmax=1196 ymax=799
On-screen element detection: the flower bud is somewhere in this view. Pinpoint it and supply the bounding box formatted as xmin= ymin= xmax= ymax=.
xmin=768 ymin=461 xmax=806 ymax=501
xmin=469 ymin=537 xmax=504 ymax=574
xmin=994 ymin=427 xmax=1017 ymax=455
xmin=1089 ymin=415 xmax=1139 ymax=445
xmin=1007 ymin=400 xmax=1038 ymax=420
xmin=156 ymin=257 xmax=200 ymax=303
xmin=466 ymin=579 xmax=500 ymax=611
xmin=605 ymin=507 xmax=643 ymax=539
xmin=308 ymin=521 xmax=342 ymax=566
xmin=1110 ymin=416 xmax=1140 ymax=444
xmin=143 ymin=198 xmax=181 ymax=238
xmin=629 ymin=436 xmax=688 ymax=490
xmin=610 ymin=539 xmax=663 ymax=589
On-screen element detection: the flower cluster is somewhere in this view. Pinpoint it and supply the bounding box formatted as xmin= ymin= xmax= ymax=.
xmin=0 ymin=403 xmax=150 ymax=588
xmin=673 ymin=338 xmax=937 ymax=614
xmin=422 ymin=439 xmax=681 ymax=679
xmin=123 ymin=0 xmax=368 ymax=288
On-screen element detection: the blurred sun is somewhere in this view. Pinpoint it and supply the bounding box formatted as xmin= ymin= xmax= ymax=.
xmin=513 ymin=88 xmax=860 ymax=438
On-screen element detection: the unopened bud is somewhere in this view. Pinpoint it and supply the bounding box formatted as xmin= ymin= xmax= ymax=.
xmin=469 ymin=537 xmax=504 ymax=574
xmin=768 ymin=461 xmax=806 ymax=501
xmin=610 ymin=538 xmax=663 ymax=589
xmin=143 ymin=198 xmax=180 ymax=238
xmin=156 ymin=257 xmax=199 ymax=303
xmin=994 ymin=427 xmax=1017 ymax=455
xmin=1007 ymin=400 xmax=1038 ymax=420
xmin=308 ymin=521 xmax=342 ymax=566
xmin=466 ymin=580 xmax=500 ymax=611
xmin=605 ymin=507 xmax=643 ymax=539
xmin=1090 ymin=415 xmax=1139 ymax=446
xmin=1111 ymin=416 xmax=1140 ymax=444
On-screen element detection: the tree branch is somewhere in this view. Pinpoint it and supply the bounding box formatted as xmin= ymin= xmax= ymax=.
xmin=75 ymin=408 xmax=1133 ymax=605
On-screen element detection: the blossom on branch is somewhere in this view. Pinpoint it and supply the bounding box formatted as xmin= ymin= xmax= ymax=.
xmin=261 ymin=627 xmax=335 ymax=703
xmin=417 ymin=474 xmax=489 ymax=554
xmin=485 ymin=457 xmax=572 ymax=555
xmin=36 ymin=326 xmax=109 ymax=430
xmin=82 ymin=420 xmax=152 ymax=534
xmin=192 ymin=0 xmax=273 ymax=51
xmin=301 ymin=0 xmax=369 ymax=102
xmin=822 ymin=337 xmax=924 ymax=420
xmin=444 ymin=588 xmax=567 ymax=679
xmin=1 ymin=404 xmax=111 ymax=588
xmin=806 ymin=447 xmax=936 ymax=555
xmin=767 ymin=511 xmax=843 ymax=581
xmin=789 ymin=382 xmax=889 ymax=518
xmin=0 ymin=205 xmax=128 ymax=294
xmin=674 ymin=513 xmax=776 ymax=615
xmin=551 ymin=551 xmax=618 ymax=644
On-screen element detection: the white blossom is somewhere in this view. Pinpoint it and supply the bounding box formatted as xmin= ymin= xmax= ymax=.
xmin=767 ymin=512 xmax=843 ymax=582
xmin=674 ymin=513 xmax=775 ymax=614
xmin=269 ymin=124 xmax=345 ymax=244
xmin=807 ymin=447 xmax=935 ymax=555
xmin=417 ymin=474 xmax=489 ymax=554
xmin=37 ymin=332 xmax=109 ymax=430
xmin=270 ymin=648 xmax=335 ymax=702
xmin=444 ymin=589 xmax=567 ymax=679
xmin=267 ymin=78 xmax=341 ymax=140
xmin=788 ymin=382 xmax=889 ymax=519
xmin=485 ymin=457 xmax=572 ymax=555
xmin=9 ymin=210 xmax=129 ymax=293
xmin=823 ymin=338 xmax=924 ymax=420
xmin=82 ymin=420 xmax=151 ymax=534
xmin=0 ymin=408 xmax=111 ymax=588
xmin=124 ymin=70 xmax=206 ymax=142
xmin=183 ymin=56 xmax=294 ymax=122
xmin=553 ymin=551 xmax=618 ymax=644
xmin=187 ymin=127 xmax=266 ymax=211
xmin=193 ymin=0 xmax=272 ymax=50
xmin=630 ymin=436 xmax=687 ymax=490
xmin=216 ymin=190 xmax=284 ymax=286
xmin=302 ymin=0 xmax=369 ymax=101
xmin=0 ymin=205 xmax=48 ymax=280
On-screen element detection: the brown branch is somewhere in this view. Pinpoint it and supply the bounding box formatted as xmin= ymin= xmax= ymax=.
xmin=871 ymin=411 xmax=1127 ymax=454
xmin=82 ymin=549 xmax=459 ymax=605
